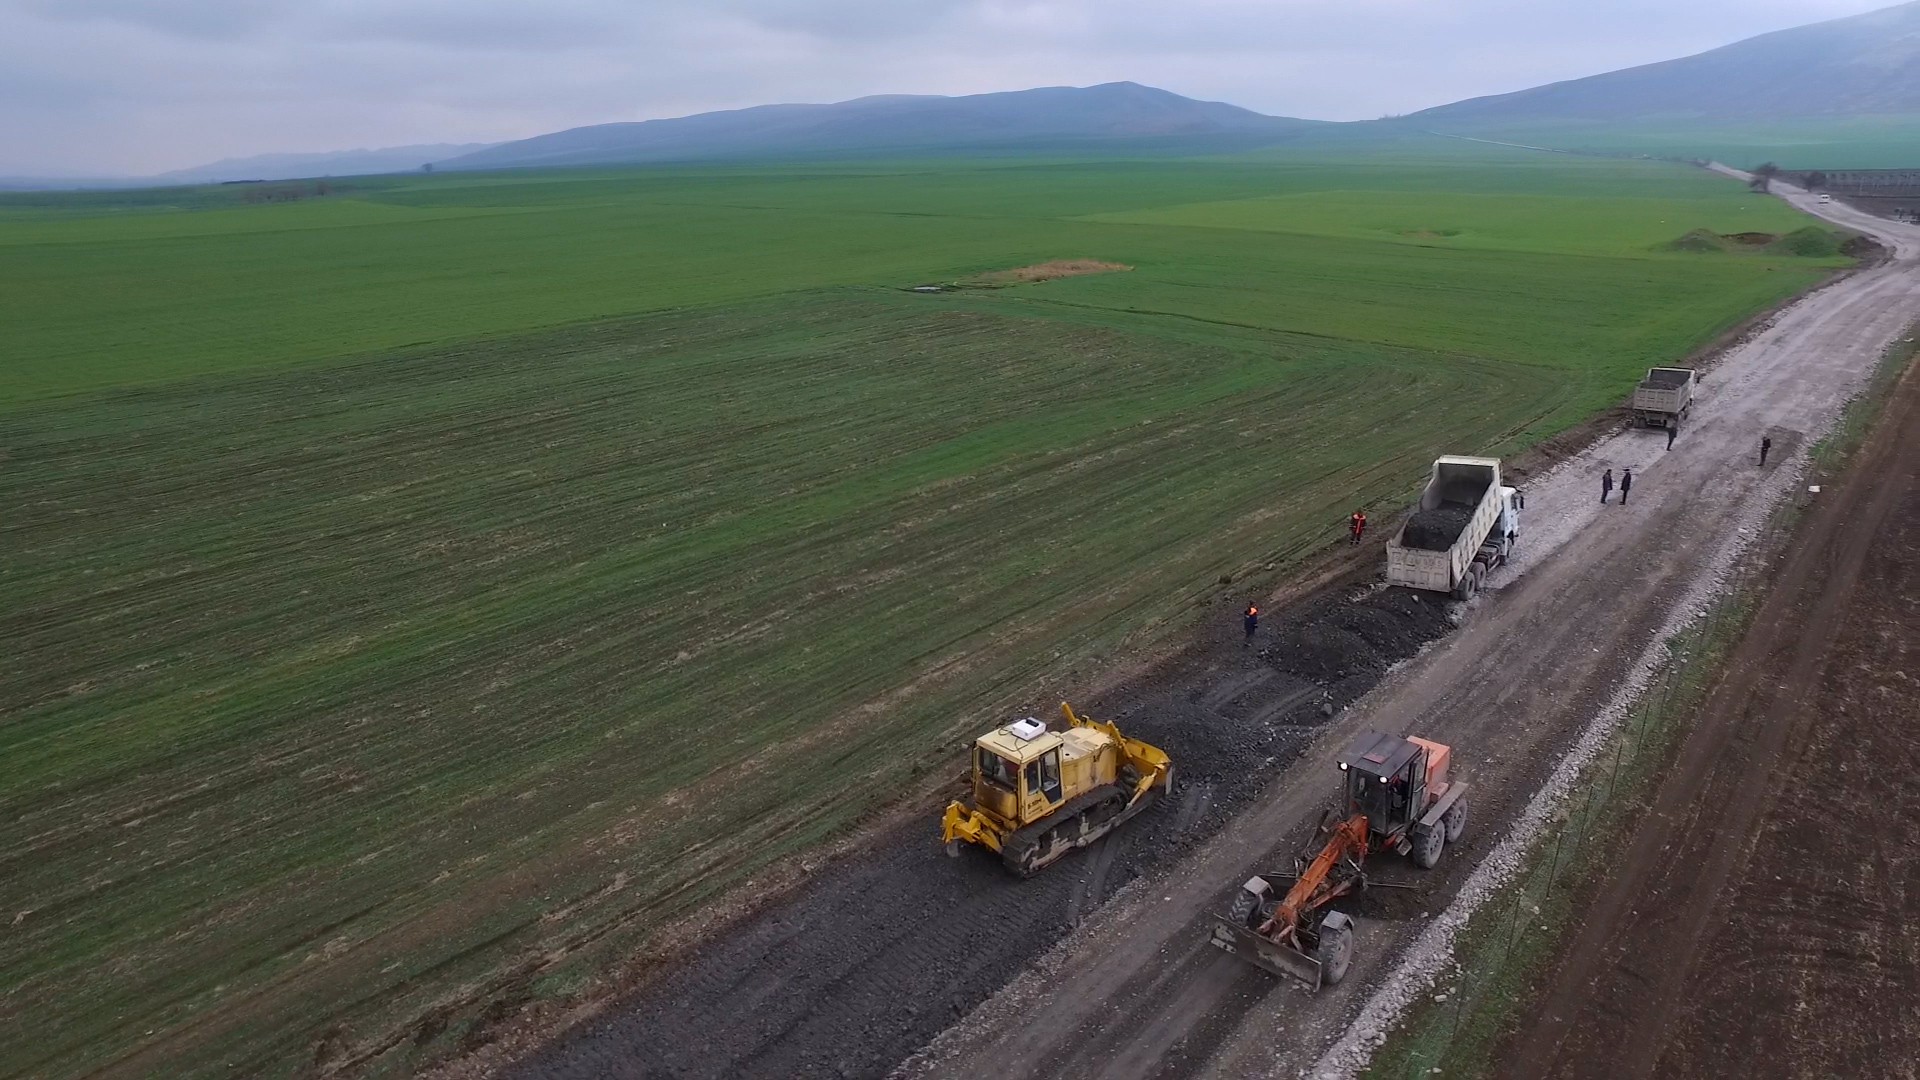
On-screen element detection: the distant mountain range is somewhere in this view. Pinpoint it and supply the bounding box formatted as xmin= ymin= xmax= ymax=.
xmin=22 ymin=1 xmax=1920 ymax=189
xmin=1417 ymin=1 xmax=1920 ymax=125
xmin=155 ymin=143 xmax=498 ymax=184
xmin=441 ymin=82 xmax=1323 ymax=171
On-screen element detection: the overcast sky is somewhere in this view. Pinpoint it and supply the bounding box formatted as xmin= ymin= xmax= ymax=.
xmin=0 ymin=0 xmax=1896 ymax=175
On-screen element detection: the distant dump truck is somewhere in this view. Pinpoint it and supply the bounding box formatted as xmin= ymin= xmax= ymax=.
xmin=1385 ymin=456 xmax=1522 ymax=601
xmin=1631 ymin=366 xmax=1695 ymax=428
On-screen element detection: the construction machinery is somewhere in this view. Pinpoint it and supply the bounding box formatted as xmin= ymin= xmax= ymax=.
xmin=1386 ymin=456 xmax=1523 ymax=602
xmin=941 ymin=702 xmax=1172 ymax=877
xmin=1631 ymin=366 xmax=1696 ymax=429
xmin=1208 ymin=729 xmax=1468 ymax=989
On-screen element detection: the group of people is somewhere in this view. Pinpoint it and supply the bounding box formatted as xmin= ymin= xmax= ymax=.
xmin=1240 ymin=435 xmax=1779 ymax=645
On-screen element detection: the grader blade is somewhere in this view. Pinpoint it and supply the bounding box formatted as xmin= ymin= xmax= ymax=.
xmin=1208 ymin=917 xmax=1324 ymax=990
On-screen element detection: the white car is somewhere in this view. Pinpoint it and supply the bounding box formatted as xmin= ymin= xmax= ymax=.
xmin=1819 ymin=193 xmax=1832 ymax=203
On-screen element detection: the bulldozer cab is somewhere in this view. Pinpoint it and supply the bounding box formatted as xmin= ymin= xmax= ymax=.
xmin=1339 ymin=730 xmax=1427 ymax=835
xmin=973 ymin=720 xmax=1066 ymax=827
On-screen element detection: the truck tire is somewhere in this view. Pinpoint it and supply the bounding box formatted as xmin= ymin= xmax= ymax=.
xmin=1452 ymin=573 xmax=1475 ymax=601
xmin=1412 ymin=824 xmax=1444 ymax=869
xmin=1318 ymin=915 xmax=1356 ymax=987
xmin=1228 ymin=886 xmax=1264 ymax=930
xmin=1443 ymin=796 xmax=1468 ymax=843
xmin=1470 ymin=563 xmax=1486 ymax=593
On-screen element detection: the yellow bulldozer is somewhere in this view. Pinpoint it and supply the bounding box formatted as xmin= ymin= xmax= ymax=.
xmin=941 ymin=702 xmax=1172 ymax=876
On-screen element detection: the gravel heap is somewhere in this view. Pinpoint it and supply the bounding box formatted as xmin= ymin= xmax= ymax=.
xmin=1402 ymin=502 xmax=1476 ymax=551
xmin=1640 ymin=368 xmax=1693 ymax=389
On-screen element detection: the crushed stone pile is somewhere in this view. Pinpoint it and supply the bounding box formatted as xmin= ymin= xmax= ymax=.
xmin=1640 ymin=368 xmax=1692 ymax=389
xmin=1260 ymin=586 xmax=1456 ymax=700
xmin=1402 ymin=502 xmax=1477 ymax=551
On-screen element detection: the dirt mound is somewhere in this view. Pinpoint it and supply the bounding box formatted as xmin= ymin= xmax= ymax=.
xmin=1664 ymin=228 xmax=1848 ymax=260
xmin=1765 ymin=226 xmax=1844 ymax=258
xmin=1402 ymin=503 xmax=1476 ymax=551
xmin=973 ymin=259 xmax=1131 ymax=284
xmin=1663 ymin=229 xmax=1724 ymax=253
xmin=1260 ymin=586 xmax=1455 ymax=693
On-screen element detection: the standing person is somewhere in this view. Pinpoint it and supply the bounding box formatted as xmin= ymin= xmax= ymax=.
xmin=1620 ymin=467 xmax=1633 ymax=505
xmin=1760 ymin=436 xmax=1772 ymax=465
xmin=1349 ymin=509 xmax=1367 ymax=546
xmin=1666 ymin=422 xmax=1677 ymax=451
xmin=1601 ymin=468 xmax=1614 ymax=504
xmin=1243 ymin=603 xmax=1259 ymax=647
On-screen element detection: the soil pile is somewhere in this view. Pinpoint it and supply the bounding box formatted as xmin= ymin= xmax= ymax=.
xmin=1260 ymin=586 xmax=1455 ymax=697
xmin=1402 ymin=502 xmax=1476 ymax=550
xmin=1639 ymin=368 xmax=1692 ymax=389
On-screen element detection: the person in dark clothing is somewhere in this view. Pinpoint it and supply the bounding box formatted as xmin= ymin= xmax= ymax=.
xmin=1349 ymin=509 xmax=1367 ymax=546
xmin=1620 ymin=468 xmax=1633 ymax=504
xmin=1601 ymin=468 xmax=1614 ymax=504
xmin=1760 ymin=436 xmax=1772 ymax=465
xmin=1666 ymin=422 xmax=1677 ymax=450
xmin=1243 ymin=603 xmax=1259 ymax=646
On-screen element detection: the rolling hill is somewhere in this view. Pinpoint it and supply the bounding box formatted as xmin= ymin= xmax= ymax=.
xmin=1418 ymin=1 xmax=1920 ymax=124
xmin=439 ymin=82 xmax=1323 ymax=170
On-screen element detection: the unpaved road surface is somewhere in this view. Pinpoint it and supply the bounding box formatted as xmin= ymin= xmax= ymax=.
xmin=903 ymin=183 xmax=1920 ymax=1080
xmin=509 ymin=181 xmax=1920 ymax=1080
xmin=1500 ymin=344 xmax=1920 ymax=1080
xmin=511 ymin=581 xmax=1457 ymax=1080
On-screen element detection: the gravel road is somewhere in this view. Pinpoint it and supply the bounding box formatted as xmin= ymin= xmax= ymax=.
xmin=1499 ymin=289 xmax=1920 ymax=1080
xmin=902 ymin=177 xmax=1920 ymax=1080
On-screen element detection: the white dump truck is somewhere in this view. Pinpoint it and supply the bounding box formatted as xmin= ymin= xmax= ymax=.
xmin=1631 ymin=366 xmax=1695 ymax=428
xmin=1385 ymin=456 xmax=1523 ymax=601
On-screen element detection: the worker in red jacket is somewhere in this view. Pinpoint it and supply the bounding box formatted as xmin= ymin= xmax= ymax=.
xmin=1349 ymin=509 xmax=1367 ymax=546
xmin=1243 ymin=603 xmax=1259 ymax=647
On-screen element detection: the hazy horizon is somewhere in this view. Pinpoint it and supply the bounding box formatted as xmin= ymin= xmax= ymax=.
xmin=0 ymin=0 xmax=1898 ymax=176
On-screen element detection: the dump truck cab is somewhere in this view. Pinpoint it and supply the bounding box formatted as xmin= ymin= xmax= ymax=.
xmin=943 ymin=704 xmax=1171 ymax=876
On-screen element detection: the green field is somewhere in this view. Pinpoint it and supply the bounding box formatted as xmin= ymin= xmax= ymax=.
xmin=0 ymin=141 xmax=1843 ymax=1077
xmin=1412 ymin=114 xmax=1920 ymax=170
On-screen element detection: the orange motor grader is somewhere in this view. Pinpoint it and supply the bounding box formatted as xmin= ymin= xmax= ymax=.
xmin=1209 ymin=729 xmax=1468 ymax=989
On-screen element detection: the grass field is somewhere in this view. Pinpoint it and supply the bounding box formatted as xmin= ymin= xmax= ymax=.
xmin=0 ymin=140 xmax=1845 ymax=1077
xmin=1413 ymin=114 xmax=1920 ymax=170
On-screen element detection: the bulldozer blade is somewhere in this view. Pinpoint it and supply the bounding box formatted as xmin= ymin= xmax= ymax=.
xmin=1208 ymin=917 xmax=1324 ymax=990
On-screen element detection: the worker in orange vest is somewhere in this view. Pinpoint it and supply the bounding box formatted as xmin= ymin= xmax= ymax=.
xmin=1243 ymin=603 xmax=1259 ymax=646
xmin=1349 ymin=509 xmax=1367 ymax=546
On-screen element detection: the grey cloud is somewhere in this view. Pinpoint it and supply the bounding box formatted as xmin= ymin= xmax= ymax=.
xmin=0 ymin=0 xmax=1895 ymax=176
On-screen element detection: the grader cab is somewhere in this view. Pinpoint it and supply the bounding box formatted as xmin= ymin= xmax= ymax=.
xmin=1209 ymin=729 xmax=1469 ymax=988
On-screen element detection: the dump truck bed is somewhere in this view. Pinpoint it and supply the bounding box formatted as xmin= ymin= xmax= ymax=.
xmin=1632 ymin=366 xmax=1695 ymax=423
xmin=1386 ymin=457 xmax=1502 ymax=594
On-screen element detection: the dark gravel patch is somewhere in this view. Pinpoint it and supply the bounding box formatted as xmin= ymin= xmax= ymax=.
xmin=1403 ymin=503 xmax=1476 ymax=551
xmin=509 ymin=588 xmax=1455 ymax=1080
xmin=1639 ymin=368 xmax=1692 ymax=389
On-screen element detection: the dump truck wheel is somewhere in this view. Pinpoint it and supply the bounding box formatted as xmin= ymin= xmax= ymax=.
xmin=1471 ymin=563 xmax=1487 ymax=593
xmin=1412 ymin=825 xmax=1444 ymax=869
xmin=1318 ymin=921 xmax=1355 ymax=986
xmin=1443 ymin=797 xmax=1468 ymax=843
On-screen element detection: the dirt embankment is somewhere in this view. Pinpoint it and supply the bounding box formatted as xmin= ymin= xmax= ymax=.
xmin=1497 ymin=356 xmax=1920 ymax=1080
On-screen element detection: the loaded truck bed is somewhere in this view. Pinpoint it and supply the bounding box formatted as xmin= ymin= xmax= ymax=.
xmin=1386 ymin=456 xmax=1521 ymax=601
xmin=1632 ymin=366 xmax=1696 ymax=427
